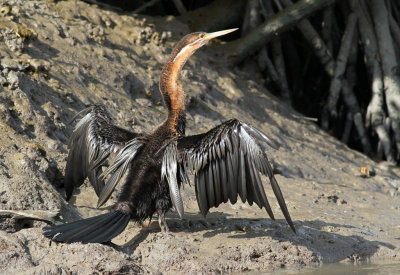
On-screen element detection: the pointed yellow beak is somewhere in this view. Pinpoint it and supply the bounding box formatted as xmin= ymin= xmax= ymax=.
xmin=203 ymin=28 xmax=238 ymax=40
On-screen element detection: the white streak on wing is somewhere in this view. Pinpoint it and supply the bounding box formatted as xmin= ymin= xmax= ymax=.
xmin=96 ymin=139 xmax=143 ymax=207
xmin=239 ymin=126 xmax=267 ymax=173
xmin=241 ymin=123 xmax=279 ymax=150
xmin=74 ymin=113 xmax=91 ymax=131
xmin=100 ymin=139 xmax=143 ymax=180
xmin=162 ymin=141 xmax=184 ymax=219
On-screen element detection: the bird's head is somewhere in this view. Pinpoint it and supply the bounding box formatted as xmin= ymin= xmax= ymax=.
xmin=172 ymin=28 xmax=238 ymax=62
xmin=160 ymin=28 xmax=238 ymax=116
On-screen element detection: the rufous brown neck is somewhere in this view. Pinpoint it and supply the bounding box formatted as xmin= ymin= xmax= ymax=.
xmin=159 ymin=39 xmax=196 ymax=135
xmin=158 ymin=29 xmax=237 ymax=135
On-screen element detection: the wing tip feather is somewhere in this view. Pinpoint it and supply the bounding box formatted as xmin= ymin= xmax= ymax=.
xmin=179 ymin=119 xmax=295 ymax=233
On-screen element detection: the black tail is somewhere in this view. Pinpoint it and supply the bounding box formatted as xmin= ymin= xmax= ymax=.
xmin=43 ymin=211 xmax=130 ymax=243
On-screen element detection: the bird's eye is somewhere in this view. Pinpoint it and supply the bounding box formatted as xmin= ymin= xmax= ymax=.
xmin=200 ymin=33 xmax=205 ymax=38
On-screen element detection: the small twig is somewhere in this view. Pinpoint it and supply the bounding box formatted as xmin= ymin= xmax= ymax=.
xmin=303 ymin=116 xmax=319 ymax=122
xmin=0 ymin=209 xmax=60 ymax=224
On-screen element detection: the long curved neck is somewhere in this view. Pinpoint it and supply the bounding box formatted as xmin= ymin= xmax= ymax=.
xmin=159 ymin=43 xmax=195 ymax=135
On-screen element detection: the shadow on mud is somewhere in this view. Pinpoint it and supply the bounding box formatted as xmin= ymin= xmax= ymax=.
xmin=118 ymin=213 xmax=394 ymax=264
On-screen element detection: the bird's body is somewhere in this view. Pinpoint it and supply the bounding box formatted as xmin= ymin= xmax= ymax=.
xmin=44 ymin=29 xmax=295 ymax=243
xmin=114 ymin=123 xmax=176 ymax=226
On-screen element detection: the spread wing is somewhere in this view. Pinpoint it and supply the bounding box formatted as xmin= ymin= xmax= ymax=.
xmin=96 ymin=138 xmax=144 ymax=207
xmin=162 ymin=119 xmax=295 ymax=232
xmin=65 ymin=104 xmax=140 ymax=202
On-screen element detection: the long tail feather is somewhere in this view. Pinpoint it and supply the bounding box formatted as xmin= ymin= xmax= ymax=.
xmin=43 ymin=211 xmax=130 ymax=243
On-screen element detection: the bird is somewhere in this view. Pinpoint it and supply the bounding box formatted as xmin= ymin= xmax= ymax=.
xmin=43 ymin=29 xmax=295 ymax=244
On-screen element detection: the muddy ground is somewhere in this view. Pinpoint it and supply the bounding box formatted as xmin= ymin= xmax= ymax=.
xmin=1 ymin=0 xmax=400 ymax=274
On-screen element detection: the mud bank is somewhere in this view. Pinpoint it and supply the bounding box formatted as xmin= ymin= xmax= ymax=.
xmin=1 ymin=0 xmax=400 ymax=274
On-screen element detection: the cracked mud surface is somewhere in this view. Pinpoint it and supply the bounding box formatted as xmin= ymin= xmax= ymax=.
xmin=1 ymin=0 xmax=400 ymax=274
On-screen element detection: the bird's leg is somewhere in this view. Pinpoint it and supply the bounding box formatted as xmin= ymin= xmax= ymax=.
xmin=157 ymin=209 xmax=169 ymax=232
xmin=140 ymin=221 xmax=151 ymax=228
xmin=139 ymin=214 xmax=152 ymax=228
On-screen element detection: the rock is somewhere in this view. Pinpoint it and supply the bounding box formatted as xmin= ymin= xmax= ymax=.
xmin=0 ymin=28 xmax=24 ymax=51
xmin=337 ymin=198 xmax=347 ymax=205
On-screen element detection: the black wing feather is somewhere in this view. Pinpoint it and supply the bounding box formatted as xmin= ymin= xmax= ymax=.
xmin=177 ymin=119 xmax=295 ymax=232
xmin=231 ymin=149 xmax=239 ymax=194
xmin=212 ymin=160 xmax=222 ymax=206
xmin=226 ymin=152 xmax=238 ymax=204
xmin=206 ymin=164 xmax=215 ymax=208
xmin=64 ymin=104 xmax=139 ymax=201
xmin=219 ymin=156 xmax=229 ymax=203
xmin=245 ymin=156 xmax=256 ymax=207
xmin=237 ymin=149 xmax=247 ymax=203
xmin=196 ymin=170 xmax=209 ymax=216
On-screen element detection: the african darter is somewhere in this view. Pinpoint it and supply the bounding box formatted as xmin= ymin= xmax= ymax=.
xmin=44 ymin=29 xmax=295 ymax=243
